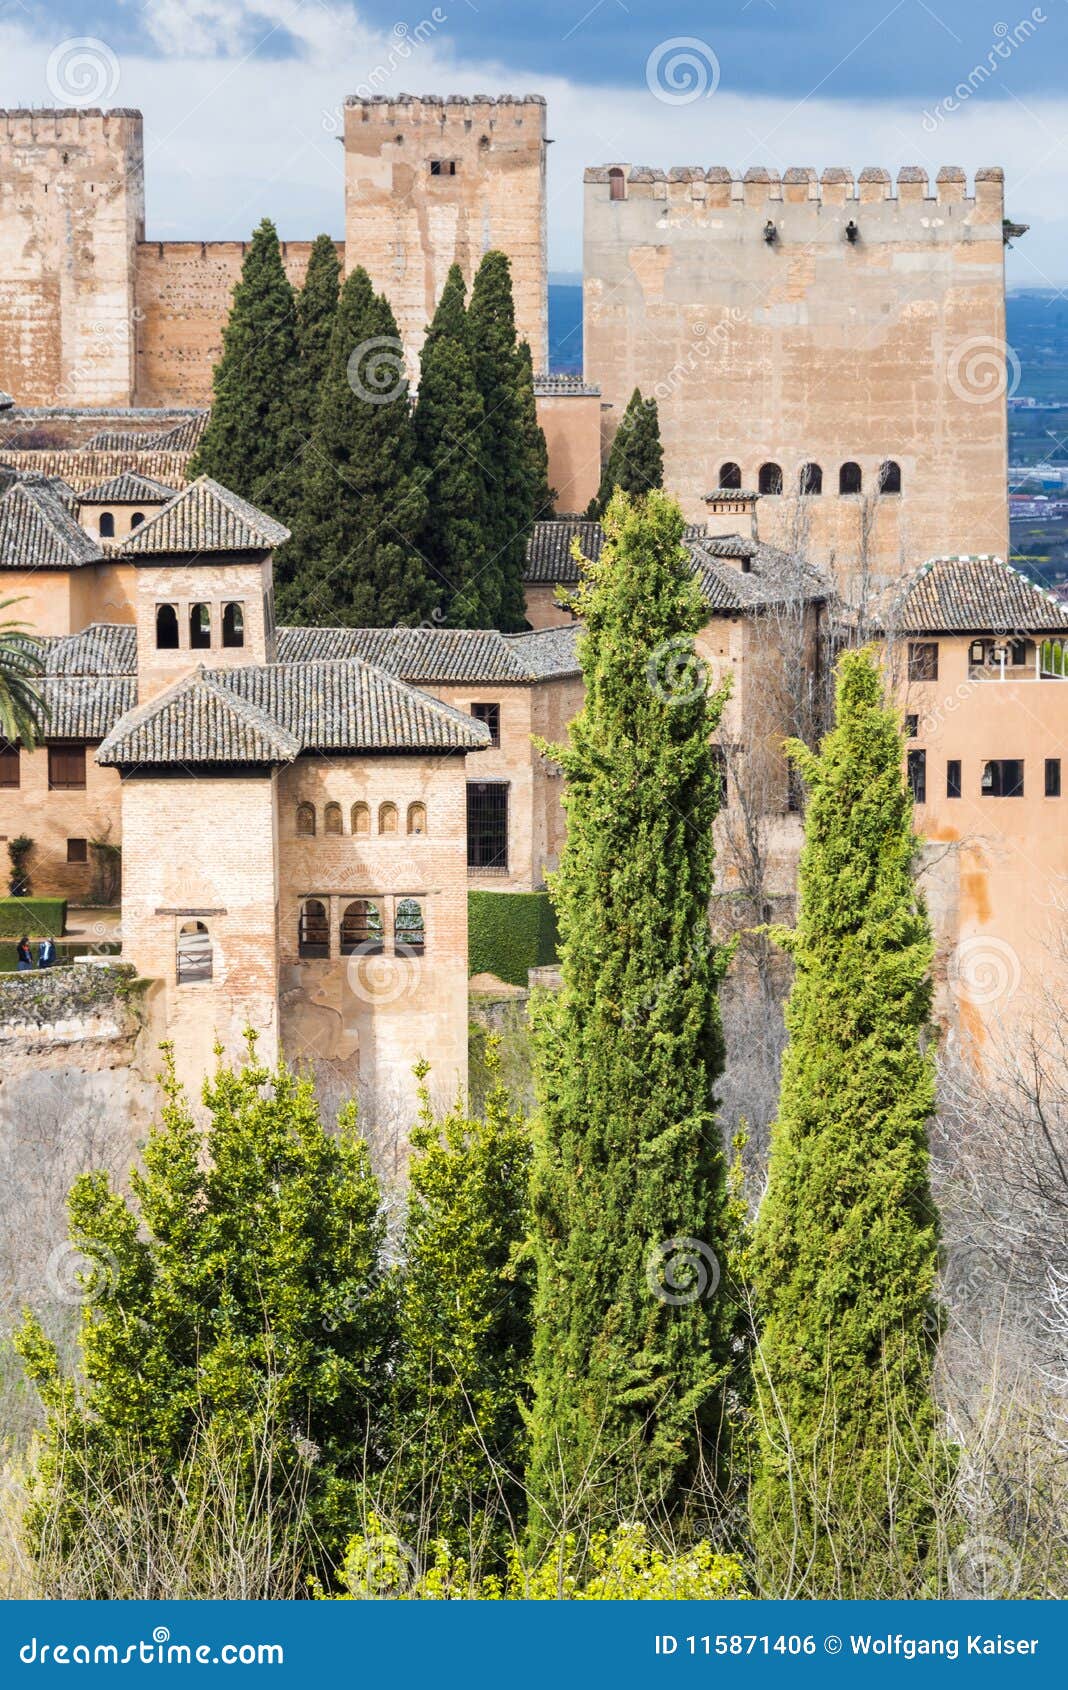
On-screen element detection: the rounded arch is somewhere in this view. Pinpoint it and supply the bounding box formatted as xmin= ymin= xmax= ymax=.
xmin=407 ymin=801 xmax=427 ymax=836
xmin=155 ymin=603 xmax=179 ymax=650
xmin=130 ymin=511 xmax=145 ymax=529
xmin=176 ymin=919 xmax=212 ymax=983
xmin=340 ymin=898 xmax=384 ymax=957
xmin=324 ymin=801 xmax=343 ymax=836
xmin=351 ymin=801 xmax=371 ymax=836
xmin=609 ymin=166 xmax=626 ymax=202
xmin=839 ymin=461 xmax=862 ymax=494
xmin=296 ymin=802 xmax=316 ymax=837
xmin=879 ymin=459 xmax=902 ymax=494
xmin=799 ymin=462 xmax=823 ymax=496
xmin=98 ymin=511 xmax=115 ymax=538
xmin=378 ymin=801 xmax=398 ymax=835
xmin=298 ymin=897 xmax=329 ymax=959
xmin=189 ymin=602 xmax=211 ymax=650
xmin=758 ymin=462 xmax=783 ymax=495
xmin=395 ymin=896 xmax=426 ymax=957
xmin=718 ymin=461 xmax=741 ymax=490
xmin=222 ymin=601 xmax=245 ymax=648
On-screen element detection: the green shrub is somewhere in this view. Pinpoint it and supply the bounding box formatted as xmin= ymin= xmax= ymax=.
xmin=468 ymin=890 xmax=557 ymax=987
xmin=0 ymin=897 xmax=66 ymax=938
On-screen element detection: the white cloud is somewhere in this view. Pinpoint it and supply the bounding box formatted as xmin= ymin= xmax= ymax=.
xmin=1 ymin=2 xmax=1066 ymax=284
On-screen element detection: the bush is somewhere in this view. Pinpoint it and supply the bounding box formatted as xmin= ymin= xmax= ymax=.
xmin=0 ymin=897 xmax=66 ymax=938
xmin=468 ymin=890 xmax=557 ymax=987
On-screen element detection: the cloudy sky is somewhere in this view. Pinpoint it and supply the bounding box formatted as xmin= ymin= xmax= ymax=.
xmin=2 ymin=0 xmax=1067 ymax=283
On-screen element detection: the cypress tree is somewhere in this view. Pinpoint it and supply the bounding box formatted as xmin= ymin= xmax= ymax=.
xmin=750 ymin=647 xmax=947 ymax=1598
xmin=527 ymin=489 xmax=736 ymax=1542
xmin=586 ymin=387 xmax=663 ymax=519
xmin=391 ymin=1043 xmax=532 ymax=1554
xmin=271 ymin=234 xmax=341 ymax=529
xmin=413 ymin=265 xmax=493 ymax=627
xmin=277 ymin=267 xmax=434 ymax=627
xmin=516 ymin=338 xmax=556 ymax=523
xmin=188 ymin=218 xmax=299 ymax=501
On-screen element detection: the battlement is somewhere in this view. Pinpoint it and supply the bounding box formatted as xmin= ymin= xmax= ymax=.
xmin=586 ymin=163 xmax=1003 ymax=212
xmin=0 ymin=107 xmax=142 ymax=145
xmin=345 ymin=92 xmax=545 ymax=108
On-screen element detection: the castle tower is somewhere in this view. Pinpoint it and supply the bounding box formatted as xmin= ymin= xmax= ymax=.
xmin=0 ymin=108 xmax=144 ymax=406
xmin=583 ymin=164 xmax=1009 ymax=579
xmin=344 ymin=94 xmax=548 ymax=378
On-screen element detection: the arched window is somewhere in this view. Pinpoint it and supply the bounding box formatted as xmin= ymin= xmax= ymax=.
xmin=155 ymin=603 xmax=179 ymax=650
xmin=351 ymin=801 xmax=371 ymax=836
xmin=758 ymin=462 xmax=783 ymax=495
xmin=378 ymin=801 xmax=398 ymax=835
xmin=395 ymin=897 xmax=426 ymax=958
xmin=799 ymin=462 xmax=823 ymax=496
xmin=130 ymin=511 xmax=145 ymax=529
xmin=298 ymin=897 xmax=329 ymax=959
xmin=340 ymin=898 xmax=384 ymax=957
xmin=176 ymin=920 xmax=212 ymax=983
xmin=718 ymin=462 xmax=742 ymax=490
xmin=839 ymin=461 xmax=862 ymax=494
xmin=296 ymin=802 xmax=316 ymax=837
xmin=879 ymin=459 xmax=902 ymax=494
xmin=222 ymin=602 xmax=245 ymax=648
xmin=407 ymin=801 xmax=427 ymax=836
xmin=98 ymin=511 xmax=115 ymax=538
xmin=609 ymin=167 xmax=625 ymax=202
xmin=189 ymin=603 xmax=211 ymax=650
xmin=324 ymin=801 xmax=343 ymax=836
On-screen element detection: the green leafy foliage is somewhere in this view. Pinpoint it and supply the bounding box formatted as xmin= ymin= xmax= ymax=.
xmin=586 ymin=387 xmax=664 ymax=518
xmin=526 ymin=490 xmax=737 ymax=1540
xmin=467 ymin=890 xmax=558 ymax=986
xmin=0 ymin=894 xmax=65 ymax=936
xmin=750 ymin=647 xmax=949 ymax=1598
xmin=0 ymin=598 xmax=46 ymax=750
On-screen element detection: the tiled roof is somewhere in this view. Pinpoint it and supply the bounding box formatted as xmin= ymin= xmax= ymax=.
xmin=78 ymin=472 xmax=180 ymax=505
xmin=41 ymin=623 xmax=138 ymax=677
xmin=148 ymin=414 xmax=208 ymax=452
xmin=0 ymin=391 xmax=12 ymax=410
xmin=276 ymin=624 xmax=581 ymax=682
xmin=215 ymin=661 xmax=493 ymax=753
xmin=502 ymin=626 xmax=581 ymax=677
xmin=98 ymin=669 xmax=302 ymax=767
xmin=524 ymin=518 xmax=710 ymax=584
xmin=80 ymin=430 xmax=154 ymax=452
xmin=0 ymin=450 xmax=194 ymax=492
xmin=885 ymin=555 xmax=1068 ymax=633
xmin=40 ymin=676 xmax=136 ymax=740
xmin=0 ymin=479 xmax=104 ymax=569
xmin=118 ymin=476 xmax=290 ymax=557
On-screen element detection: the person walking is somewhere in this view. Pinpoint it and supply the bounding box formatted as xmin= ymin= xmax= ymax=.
xmin=15 ymin=935 xmax=32 ymax=971
xmin=37 ymin=934 xmax=56 ymax=969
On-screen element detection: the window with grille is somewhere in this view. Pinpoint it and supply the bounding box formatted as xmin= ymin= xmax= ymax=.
xmin=48 ymin=744 xmax=86 ymax=790
xmin=471 ymin=702 xmax=501 ymax=747
xmin=395 ymin=897 xmax=426 ymax=958
xmin=906 ymin=749 xmax=926 ymax=804
xmin=177 ymin=920 xmax=212 ymax=983
xmin=0 ymin=741 xmax=18 ymax=788
xmin=467 ymin=782 xmax=508 ymax=870
xmin=339 ymin=899 xmax=383 ymax=957
xmin=908 ymin=642 xmax=938 ymax=682
xmin=299 ymin=898 xmax=329 ymax=958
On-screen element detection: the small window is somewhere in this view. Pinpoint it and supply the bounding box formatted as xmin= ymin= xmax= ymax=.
xmin=1045 ymin=757 xmax=1061 ymax=797
xmin=48 ymin=744 xmax=86 ymax=790
xmin=471 ymin=702 xmax=501 ymax=747
xmin=969 ymin=639 xmax=987 ymax=668
xmin=395 ymin=897 xmax=426 ymax=958
xmin=758 ymin=462 xmax=783 ymax=495
xmin=839 ymin=461 xmax=862 ymax=494
xmin=324 ymin=802 xmax=343 ymax=836
xmin=908 ymin=642 xmax=939 ymax=683
xmin=799 ymin=462 xmax=823 ymax=496
xmin=351 ymin=801 xmax=371 ymax=836
xmin=407 ymin=801 xmax=427 ymax=836
xmin=222 ymin=602 xmax=245 ymax=648
xmin=177 ymin=919 xmax=212 ymax=983
xmin=981 ymin=758 xmax=1024 ymax=797
xmin=98 ymin=511 xmax=115 ymax=538
xmin=340 ymin=898 xmax=383 ymax=957
xmin=947 ymin=759 xmax=962 ymax=799
xmin=719 ymin=461 xmax=742 ymax=490
xmin=467 ymin=782 xmax=508 ymax=870
xmin=429 ymin=158 xmax=457 ymax=176
xmin=66 ymin=837 xmax=88 ymax=864
xmin=298 ymin=897 xmax=329 ymax=959
xmin=879 ymin=460 xmax=902 ymax=494
xmin=905 ymin=713 xmax=919 ymax=738
xmin=609 ymin=167 xmax=626 ymax=202
xmin=907 ymin=748 xmax=926 ymax=804
xmin=155 ymin=603 xmax=179 ymax=650
xmin=0 ymin=741 xmax=18 ymax=788
xmin=378 ymin=801 xmax=398 ymax=835
xmin=296 ymin=802 xmax=316 ymax=837
xmin=130 ymin=511 xmax=145 ymax=529
xmin=189 ymin=603 xmax=211 ymax=650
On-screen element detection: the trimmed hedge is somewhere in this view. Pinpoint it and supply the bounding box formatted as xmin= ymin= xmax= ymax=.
xmin=0 ymin=897 xmax=67 ymax=938
xmin=468 ymin=890 xmax=558 ymax=988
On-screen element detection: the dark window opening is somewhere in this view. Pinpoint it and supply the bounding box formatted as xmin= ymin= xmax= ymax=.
xmin=66 ymin=837 xmax=88 ymax=864
xmin=98 ymin=511 xmax=115 ymax=538
xmin=155 ymin=603 xmax=179 ymax=649
xmin=222 ymin=601 xmax=245 ymax=648
xmin=1045 ymin=757 xmax=1061 ymax=797
xmin=471 ymin=701 xmax=501 ymax=747
xmin=0 ymin=741 xmax=18 ymax=788
xmin=130 ymin=511 xmax=145 ymax=529
xmin=298 ymin=897 xmax=329 ymax=959
xmin=905 ymin=713 xmax=919 ymax=738
xmin=177 ymin=920 xmax=212 ymax=983
xmin=467 ymin=782 xmax=508 ymax=870
xmin=947 ymin=759 xmax=962 ymax=799
xmin=879 ymin=459 xmax=902 ymax=494
xmin=609 ymin=167 xmax=625 ymax=201
xmin=799 ymin=462 xmax=823 ymax=496
xmin=839 ymin=461 xmax=862 ymax=494
xmin=786 ymin=763 xmax=803 ymax=814
xmin=907 ymin=749 xmax=926 ymax=804
xmin=719 ymin=461 xmax=742 ymax=490
xmin=395 ymin=897 xmax=426 ymax=959
xmin=340 ymin=898 xmax=384 ymax=958
xmin=48 ymin=744 xmax=86 ymax=791
xmin=908 ymin=641 xmax=939 ymax=682
xmin=429 ymin=158 xmax=457 ymax=176
xmin=189 ymin=603 xmax=211 ymax=650
xmin=758 ymin=462 xmax=783 ymax=495
xmin=981 ymin=758 xmax=1024 ymax=797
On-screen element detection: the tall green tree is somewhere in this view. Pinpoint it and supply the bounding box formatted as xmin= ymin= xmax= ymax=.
xmin=515 ymin=338 xmax=556 ymax=523
xmin=272 ymin=234 xmax=341 ymax=529
xmin=586 ymin=387 xmax=663 ymax=519
xmin=527 ymin=490 xmax=736 ymax=1543
xmin=277 ymin=267 xmax=434 ymax=626
xmin=391 ymin=1043 xmax=532 ymax=1554
xmin=0 ymin=597 xmax=45 ymax=747
xmin=16 ymin=1036 xmax=393 ymax=1584
xmin=750 ymin=647 xmax=946 ymax=1598
xmin=467 ymin=251 xmax=539 ymax=631
xmin=188 ymin=218 xmax=299 ymax=502
xmin=414 ymin=265 xmax=492 ymax=626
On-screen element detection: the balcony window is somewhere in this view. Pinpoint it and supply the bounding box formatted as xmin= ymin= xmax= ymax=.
xmin=981 ymin=759 xmax=1024 ymax=797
